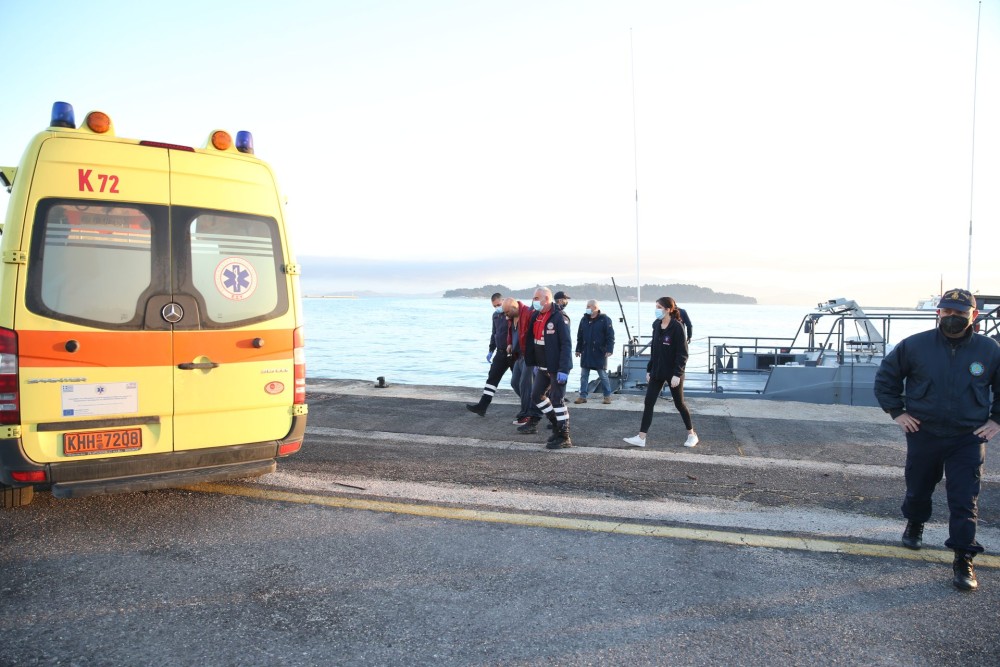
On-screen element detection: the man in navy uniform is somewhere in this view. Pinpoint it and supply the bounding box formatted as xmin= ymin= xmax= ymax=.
xmin=874 ymin=288 xmax=1000 ymax=591
xmin=466 ymin=292 xmax=511 ymax=416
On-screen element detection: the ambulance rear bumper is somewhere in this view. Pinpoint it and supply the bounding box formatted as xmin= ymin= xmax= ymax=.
xmin=0 ymin=414 xmax=307 ymax=497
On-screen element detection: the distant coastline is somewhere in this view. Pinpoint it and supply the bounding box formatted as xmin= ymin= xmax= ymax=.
xmin=304 ymin=295 xmax=358 ymax=299
xmin=442 ymin=283 xmax=757 ymax=305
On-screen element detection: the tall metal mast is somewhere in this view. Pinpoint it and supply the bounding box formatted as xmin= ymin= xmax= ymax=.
xmin=630 ymin=28 xmax=641 ymax=330
xmin=966 ymin=0 xmax=982 ymax=290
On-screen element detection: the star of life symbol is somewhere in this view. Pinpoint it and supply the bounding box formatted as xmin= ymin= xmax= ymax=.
xmin=214 ymin=257 xmax=258 ymax=301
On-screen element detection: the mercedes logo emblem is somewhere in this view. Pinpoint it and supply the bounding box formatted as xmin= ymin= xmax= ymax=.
xmin=161 ymin=303 xmax=184 ymax=323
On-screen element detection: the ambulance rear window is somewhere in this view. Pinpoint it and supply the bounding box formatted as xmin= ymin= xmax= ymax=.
xmin=32 ymin=203 xmax=155 ymax=326
xmin=187 ymin=212 xmax=285 ymax=325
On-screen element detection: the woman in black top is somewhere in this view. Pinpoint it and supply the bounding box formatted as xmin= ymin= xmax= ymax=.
xmin=623 ymin=296 xmax=699 ymax=448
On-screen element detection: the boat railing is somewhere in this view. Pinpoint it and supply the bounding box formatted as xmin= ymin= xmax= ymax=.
xmin=617 ymin=306 xmax=1000 ymax=395
xmin=978 ymin=303 xmax=1000 ymax=339
xmin=708 ymin=336 xmax=799 ymax=375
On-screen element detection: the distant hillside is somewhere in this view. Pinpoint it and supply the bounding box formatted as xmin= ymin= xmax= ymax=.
xmin=443 ymin=283 xmax=756 ymax=304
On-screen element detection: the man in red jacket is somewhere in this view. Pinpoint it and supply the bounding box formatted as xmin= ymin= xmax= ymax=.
xmin=503 ymin=296 xmax=541 ymax=426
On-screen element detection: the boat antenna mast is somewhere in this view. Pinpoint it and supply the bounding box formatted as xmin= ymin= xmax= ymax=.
xmin=630 ymin=27 xmax=641 ymax=328
xmin=966 ymin=0 xmax=982 ymax=290
xmin=611 ymin=276 xmax=634 ymax=351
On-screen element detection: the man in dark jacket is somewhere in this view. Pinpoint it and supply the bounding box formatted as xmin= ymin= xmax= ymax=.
xmin=679 ymin=307 xmax=693 ymax=344
xmin=574 ymin=299 xmax=616 ymax=404
xmin=517 ymin=287 xmax=574 ymax=448
xmin=466 ymin=292 xmax=512 ymax=416
xmin=874 ymin=288 xmax=1000 ymax=591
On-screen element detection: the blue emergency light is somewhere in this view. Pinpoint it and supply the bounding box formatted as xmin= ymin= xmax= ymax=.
xmin=50 ymin=101 xmax=75 ymax=129
xmin=236 ymin=131 xmax=254 ymax=155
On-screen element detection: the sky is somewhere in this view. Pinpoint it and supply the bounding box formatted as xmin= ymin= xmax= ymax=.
xmin=1 ymin=0 xmax=998 ymax=306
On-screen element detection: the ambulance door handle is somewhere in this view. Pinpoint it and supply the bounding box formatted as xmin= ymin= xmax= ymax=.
xmin=65 ymin=340 xmax=80 ymax=353
xmin=178 ymin=361 xmax=220 ymax=370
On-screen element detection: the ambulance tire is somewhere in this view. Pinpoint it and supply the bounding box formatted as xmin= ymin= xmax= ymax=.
xmin=1 ymin=484 xmax=34 ymax=508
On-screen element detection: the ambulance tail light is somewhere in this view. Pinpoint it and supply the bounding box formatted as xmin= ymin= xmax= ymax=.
xmin=139 ymin=141 xmax=195 ymax=152
xmin=11 ymin=470 xmax=46 ymax=483
xmin=278 ymin=441 xmax=301 ymax=457
xmin=50 ymin=101 xmax=75 ymax=129
xmin=0 ymin=328 xmax=20 ymax=426
xmin=293 ymin=327 xmax=306 ymax=405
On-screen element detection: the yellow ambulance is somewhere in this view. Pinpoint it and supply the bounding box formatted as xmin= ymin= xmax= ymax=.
xmin=0 ymin=102 xmax=306 ymax=508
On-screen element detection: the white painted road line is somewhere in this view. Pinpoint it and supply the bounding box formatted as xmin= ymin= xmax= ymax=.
xmin=306 ymin=425 xmax=1000 ymax=483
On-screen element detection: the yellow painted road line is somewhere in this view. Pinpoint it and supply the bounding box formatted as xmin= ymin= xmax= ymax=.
xmin=184 ymin=482 xmax=1000 ymax=569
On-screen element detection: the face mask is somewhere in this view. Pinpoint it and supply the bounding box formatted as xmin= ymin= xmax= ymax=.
xmin=655 ymin=308 xmax=665 ymax=320
xmin=584 ymin=308 xmax=593 ymax=316
xmin=940 ymin=314 xmax=971 ymax=336
xmin=495 ymin=306 xmax=503 ymax=314
xmin=532 ymin=300 xmax=542 ymax=311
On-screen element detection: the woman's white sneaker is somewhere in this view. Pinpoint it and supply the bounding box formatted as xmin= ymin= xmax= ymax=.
xmin=683 ymin=433 xmax=699 ymax=448
xmin=623 ymin=435 xmax=646 ymax=447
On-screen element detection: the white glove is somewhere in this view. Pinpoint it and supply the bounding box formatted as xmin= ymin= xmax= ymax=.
xmin=670 ymin=376 xmax=680 ymax=388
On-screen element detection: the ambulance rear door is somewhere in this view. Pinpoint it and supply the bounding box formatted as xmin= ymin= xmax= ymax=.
xmin=167 ymin=150 xmax=296 ymax=450
xmin=15 ymin=137 xmax=176 ymax=464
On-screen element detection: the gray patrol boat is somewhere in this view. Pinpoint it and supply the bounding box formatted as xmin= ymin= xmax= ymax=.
xmin=613 ymin=296 xmax=1000 ymax=407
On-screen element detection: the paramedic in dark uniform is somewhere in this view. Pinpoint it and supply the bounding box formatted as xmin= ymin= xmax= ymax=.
xmin=517 ymin=287 xmax=574 ymax=448
xmin=874 ymin=288 xmax=1000 ymax=591
xmin=466 ymin=293 xmax=512 ymax=416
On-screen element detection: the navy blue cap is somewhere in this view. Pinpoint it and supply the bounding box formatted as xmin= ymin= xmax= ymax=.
xmin=937 ymin=288 xmax=976 ymax=310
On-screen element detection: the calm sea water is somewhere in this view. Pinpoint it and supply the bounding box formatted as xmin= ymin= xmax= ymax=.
xmin=302 ymin=298 xmax=938 ymax=389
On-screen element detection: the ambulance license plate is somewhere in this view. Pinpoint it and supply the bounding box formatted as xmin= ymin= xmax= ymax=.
xmin=64 ymin=428 xmax=142 ymax=456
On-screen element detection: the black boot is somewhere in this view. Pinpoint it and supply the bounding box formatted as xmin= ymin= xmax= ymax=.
xmin=546 ymin=423 xmax=572 ymax=449
xmin=465 ymin=395 xmax=492 ymax=417
xmin=516 ymin=417 xmax=540 ymax=434
xmin=901 ymin=521 xmax=924 ymax=550
xmin=544 ymin=415 xmax=560 ymax=444
xmin=953 ymin=552 xmax=978 ymax=591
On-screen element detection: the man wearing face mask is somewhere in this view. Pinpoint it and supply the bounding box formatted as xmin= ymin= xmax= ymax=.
xmin=466 ymin=292 xmax=512 ymax=416
xmin=574 ymin=299 xmax=616 ymax=404
xmin=504 ymin=296 xmax=542 ymax=426
xmin=874 ymin=288 xmax=1000 ymax=591
xmin=518 ymin=287 xmax=574 ymax=448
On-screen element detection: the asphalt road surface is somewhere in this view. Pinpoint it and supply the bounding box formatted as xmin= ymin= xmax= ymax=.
xmin=2 ymin=379 xmax=998 ymax=666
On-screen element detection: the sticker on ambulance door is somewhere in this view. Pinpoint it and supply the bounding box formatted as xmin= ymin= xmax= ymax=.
xmin=214 ymin=257 xmax=258 ymax=301
xmin=62 ymin=382 xmax=139 ymax=417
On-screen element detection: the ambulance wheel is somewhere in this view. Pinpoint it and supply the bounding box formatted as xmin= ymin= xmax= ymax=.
xmin=1 ymin=484 xmax=34 ymax=508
